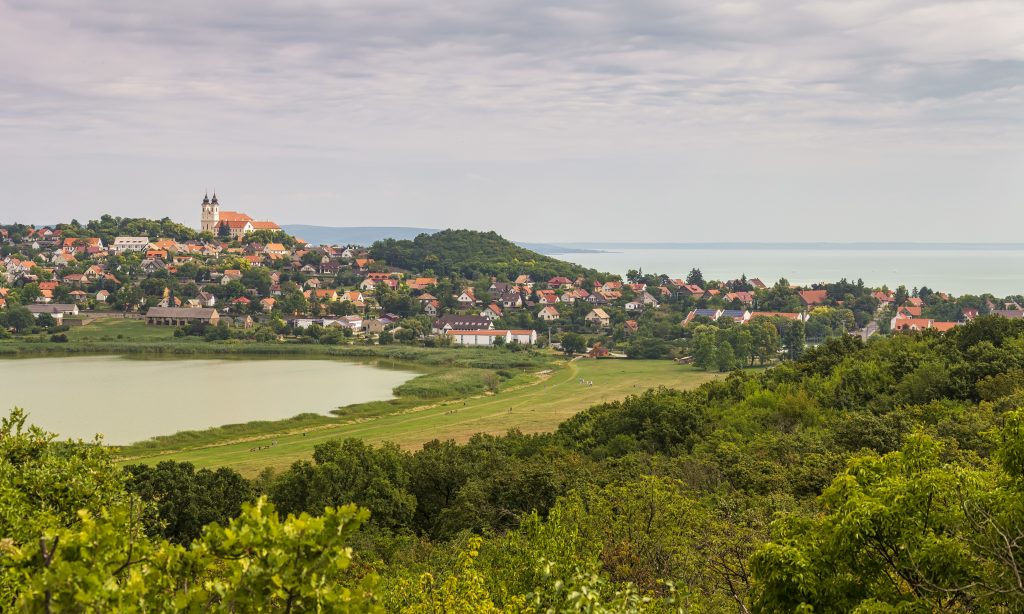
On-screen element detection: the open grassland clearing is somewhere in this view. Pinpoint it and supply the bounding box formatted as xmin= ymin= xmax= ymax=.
xmin=120 ymin=359 xmax=722 ymax=476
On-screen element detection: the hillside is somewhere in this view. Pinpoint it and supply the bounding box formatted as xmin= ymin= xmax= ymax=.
xmin=280 ymin=225 xmax=439 ymax=246
xmin=369 ymin=228 xmax=608 ymax=280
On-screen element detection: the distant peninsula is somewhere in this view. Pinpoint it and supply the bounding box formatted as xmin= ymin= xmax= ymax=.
xmin=281 ymin=225 xmax=605 ymax=254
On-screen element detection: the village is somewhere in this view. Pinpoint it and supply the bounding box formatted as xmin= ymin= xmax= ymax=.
xmin=1 ymin=197 xmax=1021 ymax=362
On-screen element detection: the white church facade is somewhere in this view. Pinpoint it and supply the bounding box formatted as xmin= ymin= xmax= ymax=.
xmin=200 ymin=193 xmax=281 ymax=239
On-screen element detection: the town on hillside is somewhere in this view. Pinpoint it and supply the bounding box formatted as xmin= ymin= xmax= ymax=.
xmin=1 ymin=197 xmax=1022 ymax=367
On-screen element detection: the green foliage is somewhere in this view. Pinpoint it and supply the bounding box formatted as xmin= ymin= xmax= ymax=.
xmin=271 ymin=439 xmax=416 ymax=530
xmin=124 ymin=461 xmax=253 ymax=544
xmin=62 ymin=214 xmax=200 ymax=244
xmin=369 ymin=229 xmax=601 ymax=281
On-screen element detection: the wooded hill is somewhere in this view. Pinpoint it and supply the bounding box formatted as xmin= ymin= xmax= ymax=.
xmin=369 ymin=229 xmax=607 ymax=280
xmin=6 ymin=317 xmax=1024 ymax=610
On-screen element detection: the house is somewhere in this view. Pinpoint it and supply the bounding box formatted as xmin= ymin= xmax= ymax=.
xmin=360 ymin=278 xmax=377 ymax=291
xmin=62 ymin=237 xmax=104 ymax=254
xmin=725 ymin=291 xmax=754 ymax=305
xmin=424 ymin=301 xmax=440 ymax=317
xmin=27 ymin=303 xmax=79 ymax=319
xmin=112 ymin=236 xmax=149 ymax=253
xmin=871 ymin=291 xmax=895 ymax=304
xmin=480 ymin=304 xmax=503 ymax=320
xmin=537 ymin=306 xmax=560 ymax=321
xmin=221 ymin=270 xmax=243 ymax=285
xmin=456 ymin=289 xmax=477 ymax=308
xmin=514 ymin=275 xmax=533 ymax=288
xmin=991 ymin=309 xmax=1024 ymax=320
xmin=547 ymin=276 xmax=574 ymax=289
xmin=961 ymin=308 xmax=979 ymax=320
xmin=585 ymin=308 xmax=610 ymax=327
xmin=682 ymin=309 xmax=723 ymax=325
xmin=625 ymin=300 xmax=643 ymax=312
xmin=897 ymin=305 xmax=923 ymax=318
xmin=750 ymin=278 xmax=767 ymax=290
xmin=145 ymin=307 xmax=219 ymax=326
xmin=588 ymin=344 xmax=610 ymax=358
xmin=68 ymin=290 xmax=88 ymax=302
xmin=623 ymin=319 xmax=639 ymax=334
xmin=508 ymin=329 xmax=538 ymax=345
xmin=264 ymin=243 xmax=289 ymax=257
xmin=95 ymin=289 xmax=110 ymax=303
xmin=536 ymin=290 xmax=559 ymax=305
xmin=445 ymin=330 xmax=513 ymax=346
xmin=891 ymin=318 xmax=958 ymax=332
xmin=197 ymin=292 xmax=217 ymax=308
xmin=721 ymin=309 xmax=751 ymax=324
xmin=798 ymin=290 xmax=829 ymax=307
xmin=432 ymin=315 xmax=494 ymax=334
xmin=747 ymin=311 xmax=808 ymax=322
xmin=906 ymin=297 xmax=925 ymax=307
xmin=641 ymin=292 xmax=660 ymax=307
xmin=445 ymin=329 xmax=537 ymax=346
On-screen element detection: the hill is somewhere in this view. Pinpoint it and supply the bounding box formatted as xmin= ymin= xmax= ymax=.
xmin=369 ymin=229 xmax=609 ymax=280
xmin=280 ymin=225 xmax=438 ymax=246
xmin=281 ymin=224 xmax=602 ymax=256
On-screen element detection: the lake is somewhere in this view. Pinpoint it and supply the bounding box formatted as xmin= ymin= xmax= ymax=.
xmin=0 ymin=356 xmax=417 ymax=444
xmin=563 ymin=247 xmax=1024 ymax=297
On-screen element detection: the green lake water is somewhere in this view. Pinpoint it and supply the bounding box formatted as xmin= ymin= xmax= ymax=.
xmin=0 ymin=356 xmax=416 ymax=444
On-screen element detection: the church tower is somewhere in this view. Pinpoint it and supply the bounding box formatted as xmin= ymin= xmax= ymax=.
xmin=200 ymin=193 xmax=219 ymax=233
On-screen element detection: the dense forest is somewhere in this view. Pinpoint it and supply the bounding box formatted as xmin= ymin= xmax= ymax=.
xmin=369 ymin=229 xmax=604 ymax=280
xmin=4 ymin=317 xmax=1024 ymax=610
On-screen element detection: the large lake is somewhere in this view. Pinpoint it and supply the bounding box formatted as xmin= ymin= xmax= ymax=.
xmin=0 ymin=356 xmax=416 ymax=444
xmin=564 ymin=247 xmax=1024 ymax=297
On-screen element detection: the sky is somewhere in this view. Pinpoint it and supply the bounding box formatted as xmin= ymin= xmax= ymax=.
xmin=1 ymin=0 xmax=1022 ymax=242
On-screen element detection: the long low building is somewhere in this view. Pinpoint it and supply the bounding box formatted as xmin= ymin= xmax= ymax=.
xmin=145 ymin=307 xmax=219 ymax=326
xmin=445 ymin=329 xmax=537 ymax=346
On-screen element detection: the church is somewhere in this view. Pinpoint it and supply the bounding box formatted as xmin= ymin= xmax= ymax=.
xmin=199 ymin=193 xmax=281 ymax=239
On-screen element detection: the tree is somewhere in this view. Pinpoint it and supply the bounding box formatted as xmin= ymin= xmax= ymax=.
xmin=686 ymin=268 xmax=705 ymax=287
xmin=752 ymin=414 xmax=1024 ymax=612
xmin=783 ymin=319 xmax=805 ymax=360
xmin=270 ymin=438 xmax=416 ymax=530
xmin=560 ymin=332 xmax=586 ymax=356
xmin=124 ymin=461 xmax=253 ymax=544
xmin=2 ymin=305 xmax=35 ymax=333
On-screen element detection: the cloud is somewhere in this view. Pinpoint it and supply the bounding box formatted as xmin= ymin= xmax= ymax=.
xmin=0 ymin=0 xmax=1022 ymax=239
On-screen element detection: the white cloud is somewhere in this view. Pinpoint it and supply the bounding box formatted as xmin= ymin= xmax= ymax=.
xmin=0 ymin=0 xmax=1022 ymax=240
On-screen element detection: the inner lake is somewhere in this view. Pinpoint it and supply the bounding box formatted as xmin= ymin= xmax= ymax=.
xmin=0 ymin=355 xmax=417 ymax=444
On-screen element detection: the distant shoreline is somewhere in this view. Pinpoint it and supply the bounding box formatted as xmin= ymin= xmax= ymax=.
xmin=556 ymin=242 xmax=1024 ymax=252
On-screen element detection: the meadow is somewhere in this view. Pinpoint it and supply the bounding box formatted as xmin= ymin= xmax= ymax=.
xmin=119 ymin=358 xmax=721 ymax=476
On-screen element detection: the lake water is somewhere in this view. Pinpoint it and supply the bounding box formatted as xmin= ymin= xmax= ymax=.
xmin=0 ymin=356 xmax=416 ymax=444
xmin=563 ymin=248 xmax=1024 ymax=297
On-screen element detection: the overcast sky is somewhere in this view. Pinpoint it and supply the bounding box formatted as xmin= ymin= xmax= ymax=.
xmin=1 ymin=0 xmax=1022 ymax=242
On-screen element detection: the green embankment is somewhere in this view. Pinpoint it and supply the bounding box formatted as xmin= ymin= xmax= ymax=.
xmin=5 ymin=319 xmax=725 ymax=477
xmin=118 ymin=359 xmax=721 ymax=477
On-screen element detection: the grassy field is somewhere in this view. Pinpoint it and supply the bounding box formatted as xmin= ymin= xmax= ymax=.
xmin=118 ymin=359 xmax=722 ymax=476
xmin=65 ymin=318 xmax=177 ymax=341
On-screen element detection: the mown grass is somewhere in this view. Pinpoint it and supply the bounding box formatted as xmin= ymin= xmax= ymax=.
xmin=115 ymin=365 xmax=537 ymax=458
xmin=119 ymin=360 xmax=725 ymax=477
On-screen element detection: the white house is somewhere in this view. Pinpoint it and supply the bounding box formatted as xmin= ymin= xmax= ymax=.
xmin=444 ymin=328 xmax=536 ymax=346
xmin=112 ymin=236 xmax=150 ymax=253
